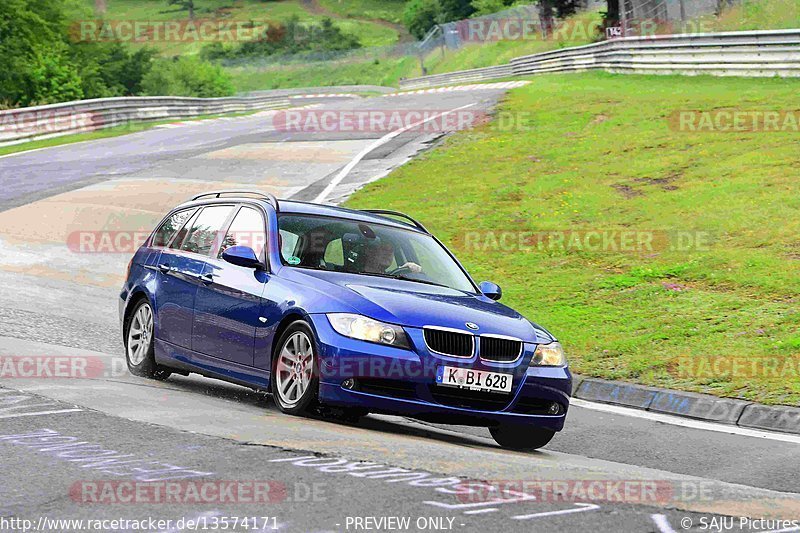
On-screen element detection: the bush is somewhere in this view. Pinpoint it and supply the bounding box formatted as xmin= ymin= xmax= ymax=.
xmin=70 ymin=43 xmax=158 ymax=99
xmin=204 ymin=16 xmax=361 ymax=60
xmin=141 ymin=57 xmax=235 ymax=97
xmin=27 ymin=46 xmax=84 ymax=104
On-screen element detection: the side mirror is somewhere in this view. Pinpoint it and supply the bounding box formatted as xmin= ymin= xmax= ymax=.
xmin=479 ymin=281 xmax=502 ymax=301
xmin=222 ymin=246 xmax=262 ymax=269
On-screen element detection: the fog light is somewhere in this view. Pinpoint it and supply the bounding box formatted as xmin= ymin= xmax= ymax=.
xmin=548 ymin=403 xmax=562 ymax=415
xmin=342 ymin=378 xmax=355 ymax=390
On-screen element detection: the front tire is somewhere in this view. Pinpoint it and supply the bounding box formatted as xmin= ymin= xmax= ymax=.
xmin=271 ymin=321 xmax=319 ymax=415
xmin=490 ymin=425 xmax=555 ymax=451
xmin=124 ymin=299 xmax=171 ymax=381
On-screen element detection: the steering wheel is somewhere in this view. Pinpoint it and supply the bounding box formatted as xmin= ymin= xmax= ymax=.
xmin=388 ymin=264 xmax=414 ymax=276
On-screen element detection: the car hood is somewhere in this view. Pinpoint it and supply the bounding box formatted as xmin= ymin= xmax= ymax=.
xmin=281 ymin=268 xmax=554 ymax=343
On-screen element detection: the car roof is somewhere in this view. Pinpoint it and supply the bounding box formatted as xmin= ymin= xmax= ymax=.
xmin=176 ymin=196 xmax=428 ymax=234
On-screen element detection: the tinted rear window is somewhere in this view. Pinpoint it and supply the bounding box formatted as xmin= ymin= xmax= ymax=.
xmin=174 ymin=205 xmax=234 ymax=256
xmin=152 ymin=208 xmax=196 ymax=247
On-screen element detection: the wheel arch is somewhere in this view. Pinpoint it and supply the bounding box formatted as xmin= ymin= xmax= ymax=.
xmin=270 ymin=311 xmax=311 ymax=359
xmin=122 ymin=291 xmax=152 ymax=349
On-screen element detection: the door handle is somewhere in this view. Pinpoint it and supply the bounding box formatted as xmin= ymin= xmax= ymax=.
xmin=158 ymin=263 xmax=172 ymax=273
xmin=199 ymin=273 xmax=214 ymax=285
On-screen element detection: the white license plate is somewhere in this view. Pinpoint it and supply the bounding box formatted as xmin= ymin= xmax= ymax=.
xmin=436 ymin=366 xmax=513 ymax=394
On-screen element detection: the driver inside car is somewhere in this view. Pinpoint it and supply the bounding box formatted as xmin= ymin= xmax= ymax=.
xmin=363 ymin=241 xmax=422 ymax=275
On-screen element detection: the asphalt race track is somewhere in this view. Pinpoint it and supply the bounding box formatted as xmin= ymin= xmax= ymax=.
xmin=0 ymin=86 xmax=798 ymax=533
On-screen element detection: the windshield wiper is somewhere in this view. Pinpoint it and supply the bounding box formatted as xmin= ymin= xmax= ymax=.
xmin=312 ymin=269 xmax=455 ymax=290
xmin=389 ymin=275 xmax=451 ymax=289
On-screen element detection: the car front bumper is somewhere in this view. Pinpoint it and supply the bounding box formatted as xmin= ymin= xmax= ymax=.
xmin=308 ymin=314 xmax=572 ymax=431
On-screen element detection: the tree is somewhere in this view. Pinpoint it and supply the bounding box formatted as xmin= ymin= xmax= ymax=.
xmin=403 ymin=0 xmax=441 ymax=39
xmin=471 ymin=0 xmax=517 ymax=17
xmin=72 ymin=43 xmax=157 ymax=97
xmin=28 ymin=46 xmax=84 ymax=104
xmin=538 ymin=0 xmax=581 ymax=18
xmin=603 ymin=0 xmax=620 ymax=28
xmin=0 ymin=0 xmax=84 ymax=105
xmin=167 ymin=0 xmax=195 ymax=19
xmin=437 ymin=0 xmax=475 ymax=21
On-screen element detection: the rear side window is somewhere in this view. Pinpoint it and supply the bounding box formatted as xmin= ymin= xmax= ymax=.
xmin=218 ymin=207 xmax=267 ymax=258
xmin=174 ymin=205 xmax=234 ymax=256
xmin=152 ymin=208 xmax=196 ymax=247
xmin=170 ymin=209 xmax=201 ymax=251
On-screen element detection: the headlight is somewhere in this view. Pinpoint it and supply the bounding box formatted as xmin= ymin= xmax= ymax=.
xmin=327 ymin=313 xmax=410 ymax=349
xmin=530 ymin=342 xmax=566 ymax=367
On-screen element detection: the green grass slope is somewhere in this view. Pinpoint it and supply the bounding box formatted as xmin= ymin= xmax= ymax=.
xmin=78 ymin=0 xmax=401 ymax=56
xmin=345 ymin=72 xmax=800 ymax=406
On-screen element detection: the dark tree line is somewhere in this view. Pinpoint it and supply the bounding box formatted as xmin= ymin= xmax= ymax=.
xmin=0 ymin=0 xmax=233 ymax=107
xmin=403 ymin=0 xmax=619 ymax=39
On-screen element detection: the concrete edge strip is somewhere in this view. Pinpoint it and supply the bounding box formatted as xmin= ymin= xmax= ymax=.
xmin=572 ymin=375 xmax=800 ymax=436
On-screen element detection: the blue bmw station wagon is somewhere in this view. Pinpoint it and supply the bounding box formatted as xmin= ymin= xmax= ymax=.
xmin=120 ymin=191 xmax=572 ymax=450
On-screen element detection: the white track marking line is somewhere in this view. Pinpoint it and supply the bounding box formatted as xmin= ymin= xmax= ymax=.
xmin=651 ymin=514 xmax=677 ymax=533
xmin=0 ymin=408 xmax=83 ymax=419
xmin=571 ymin=398 xmax=800 ymax=445
xmin=313 ymin=102 xmax=476 ymax=203
xmin=512 ymin=503 xmax=600 ymax=520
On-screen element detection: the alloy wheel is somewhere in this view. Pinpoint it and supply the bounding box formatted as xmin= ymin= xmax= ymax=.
xmin=127 ymin=303 xmax=153 ymax=366
xmin=275 ymin=331 xmax=314 ymax=407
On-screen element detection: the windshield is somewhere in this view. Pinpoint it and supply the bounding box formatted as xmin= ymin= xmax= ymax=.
xmin=278 ymin=214 xmax=476 ymax=293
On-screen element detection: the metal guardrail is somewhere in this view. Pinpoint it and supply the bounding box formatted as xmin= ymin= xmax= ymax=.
xmin=397 ymin=64 xmax=514 ymax=90
xmin=0 ymin=91 xmax=363 ymax=147
xmin=5 ymin=30 xmax=797 ymax=145
xmin=239 ymin=85 xmax=396 ymax=97
xmin=399 ymin=29 xmax=800 ymax=89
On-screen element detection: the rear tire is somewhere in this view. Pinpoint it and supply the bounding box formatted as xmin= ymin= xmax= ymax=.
xmin=490 ymin=425 xmax=555 ymax=451
xmin=124 ymin=299 xmax=172 ymax=381
xmin=271 ymin=321 xmax=319 ymax=416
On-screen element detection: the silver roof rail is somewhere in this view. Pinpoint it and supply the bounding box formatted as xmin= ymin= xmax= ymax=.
xmin=190 ymin=190 xmax=279 ymax=212
xmin=361 ymin=209 xmax=428 ymax=233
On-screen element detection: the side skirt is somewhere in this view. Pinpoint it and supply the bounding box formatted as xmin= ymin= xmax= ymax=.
xmin=155 ymin=338 xmax=270 ymax=391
